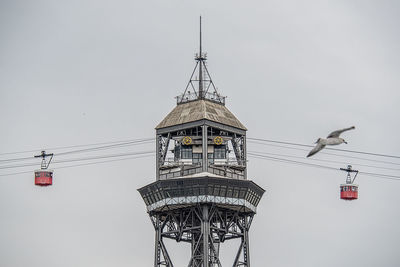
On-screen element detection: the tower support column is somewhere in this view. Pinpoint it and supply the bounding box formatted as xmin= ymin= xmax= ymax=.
xmin=156 ymin=134 xmax=161 ymax=180
xmin=202 ymin=125 xmax=208 ymax=173
xmin=153 ymin=214 xmax=174 ymax=267
xmin=154 ymin=217 xmax=161 ymax=267
xmin=243 ymin=216 xmax=250 ymax=267
xmin=202 ymin=205 xmax=210 ymax=267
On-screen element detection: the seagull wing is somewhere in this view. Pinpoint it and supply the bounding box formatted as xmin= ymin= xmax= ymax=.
xmin=327 ymin=126 xmax=355 ymax=138
xmin=307 ymin=143 xmax=325 ymax=157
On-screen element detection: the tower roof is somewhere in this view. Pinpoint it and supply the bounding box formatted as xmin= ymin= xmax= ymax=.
xmin=156 ymin=99 xmax=247 ymax=131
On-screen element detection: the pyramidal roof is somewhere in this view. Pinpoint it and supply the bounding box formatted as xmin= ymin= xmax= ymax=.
xmin=156 ymin=100 xmax=247 ymax=131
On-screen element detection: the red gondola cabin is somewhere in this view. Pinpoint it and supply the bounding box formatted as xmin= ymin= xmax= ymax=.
xmin=340 ymin=184 xmax=358 ymax=200
xmin=35 ymin=170 xmax=53 ymax=186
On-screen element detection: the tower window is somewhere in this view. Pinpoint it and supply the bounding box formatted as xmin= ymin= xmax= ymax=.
xmin=193 ymin=153 xmax=202 ymax=164
xmin=174 ymin=146 xmax=181 ymax=160
xmin=208 ymin=153 xmax=214 ymax=164
xmin=214 ymin=145 xmax=226 ymax=159
xmin=181 ymin=146 xmax=193 ymax=159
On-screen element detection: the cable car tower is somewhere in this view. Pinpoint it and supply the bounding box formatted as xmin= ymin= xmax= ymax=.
xmin=340 ymin=165 xmax=358 ymax=200
xmin=138 ymin=17 xmax=265 ymax=267
xmin=34 ymin=150 xmax=54 ymax=186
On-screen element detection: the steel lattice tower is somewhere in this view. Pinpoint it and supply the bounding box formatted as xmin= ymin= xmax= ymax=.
xmin=138 ymin=17 xmax=265 ymax=267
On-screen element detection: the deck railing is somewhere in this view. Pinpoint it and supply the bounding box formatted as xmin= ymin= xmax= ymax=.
xmin=176 ymin=92 xmax=226 ymax=105
xmin=159 ymin=164 xmax=244 ymax=180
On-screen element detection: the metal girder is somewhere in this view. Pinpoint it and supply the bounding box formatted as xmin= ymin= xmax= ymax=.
xmin=158 ymin=133 xmax=171 ymax=167
xmin=153 ymin=215 xmax=174 ymax=267
xmin=202 ymin=125 xmax=208 ymax=173
xmin=232 ymin=215 xmax=253 ymax=267
xmin=156 ymin=120 xmax=246 ymax=136
xmin=231 ymin=135 xmax=245 ymax=165
xmin=149 ymin=205 xmax=255 ymax=267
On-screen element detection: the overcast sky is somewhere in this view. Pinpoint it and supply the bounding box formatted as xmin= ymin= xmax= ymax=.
xmin=1 ymin=0 xmax=400 ymax=266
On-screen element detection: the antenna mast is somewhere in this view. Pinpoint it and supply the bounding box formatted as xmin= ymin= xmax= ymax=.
xmin=177 ymin=16 xmax=226 ymax=105
xmin=198 ymin=16 xmax=204 ymax=99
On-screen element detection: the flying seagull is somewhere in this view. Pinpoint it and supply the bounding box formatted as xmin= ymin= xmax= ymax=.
xmin=307 ymin=126 xmax=355 ymax=157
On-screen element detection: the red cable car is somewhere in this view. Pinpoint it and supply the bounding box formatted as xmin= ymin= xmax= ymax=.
xmin=340 ymin=184 xmax=358 ymax=200
xmin=34 ymin=151 xmax=54 ymax=187
xmin=340 ymin=165 xmax=359 ymax=200
xmin=34 ymin=169 xmax=53 ymax=186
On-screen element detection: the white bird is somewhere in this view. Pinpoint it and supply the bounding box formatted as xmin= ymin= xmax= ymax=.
xmin=307 ymin=126 xmax=355 ymax=157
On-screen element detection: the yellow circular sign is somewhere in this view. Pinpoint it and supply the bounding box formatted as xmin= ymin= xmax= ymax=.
xmin=214 ymin=136 xmax=223 ymax=145
xmin=182 ymin=136 xmax=192 ymax=145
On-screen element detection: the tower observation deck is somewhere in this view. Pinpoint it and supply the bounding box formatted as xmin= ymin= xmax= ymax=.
xmin=138 ymin=17 xmax=265 ymax=267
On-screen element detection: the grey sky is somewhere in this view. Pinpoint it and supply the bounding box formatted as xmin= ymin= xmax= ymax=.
xmin=1 ymin=0 xmax=399 ymax=266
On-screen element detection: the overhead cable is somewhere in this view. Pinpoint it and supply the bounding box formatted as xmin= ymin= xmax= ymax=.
xmin=248 ymin=137 xmax=400 ymax=159
xmin=248 ymin=152 xmax=338 ymax=171
xmin=0 ymin=137 xmax=154 ymax=156
xmin=0 ymin=138 xmax=154 ymax=164
xmin=0 ymin=156 xmax=36 ymax=164
xmin=248 ymin=152 xmax=400 ymax=181
xmin=248 ymin=150 xmax=400 ymax=171
xmin=0 ymin=154 xmax=154 ymax=177
xmin=56 ymin=139 xmax=153 ymax=156
xmin=248 ymin=140 xmax=400 ymax=166
xmin=0 ymin=151 xmax=155 ymax=170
